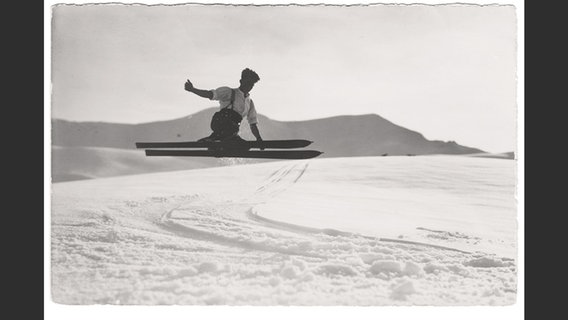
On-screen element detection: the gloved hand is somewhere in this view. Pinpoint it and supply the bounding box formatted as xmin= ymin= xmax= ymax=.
xmin=184 ymin=79 xmax=194 ymax=92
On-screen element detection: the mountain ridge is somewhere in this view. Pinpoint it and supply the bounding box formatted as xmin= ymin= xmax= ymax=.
xmin=52 ymin=108 xmax=485 ymax=156
xmin=51 ymin=109 xmax=497 ymax=182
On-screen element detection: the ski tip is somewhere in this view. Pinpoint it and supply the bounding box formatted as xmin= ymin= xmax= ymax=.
xmin=305 ymin=150 xmax=323 ymax=159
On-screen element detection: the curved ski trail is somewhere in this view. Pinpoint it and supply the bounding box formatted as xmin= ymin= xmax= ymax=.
xmin=158 ymin=161 xmax=484 ymax=260
xmin=158 ymin=161 xmax=327 ymax=258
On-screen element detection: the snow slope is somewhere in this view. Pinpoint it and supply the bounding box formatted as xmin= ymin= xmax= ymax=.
xmin=51 ymin=155 xmax=517 ymax=305
xmin=51 ymin=146 xmax=223 ymax=182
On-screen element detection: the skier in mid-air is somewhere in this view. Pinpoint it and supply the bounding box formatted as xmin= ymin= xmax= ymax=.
xmin=137 ymin=68 xmax=320 ymax=159
xmin=184 ymin=68 xmax=263 ymax=144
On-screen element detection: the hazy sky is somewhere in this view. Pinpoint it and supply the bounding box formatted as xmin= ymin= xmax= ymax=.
xmin=51 ymin=3 xmax=517 ymax=153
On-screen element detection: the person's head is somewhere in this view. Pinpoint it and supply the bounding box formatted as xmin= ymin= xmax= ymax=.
xmin=239 ymin=68 xmax=260 ymax=94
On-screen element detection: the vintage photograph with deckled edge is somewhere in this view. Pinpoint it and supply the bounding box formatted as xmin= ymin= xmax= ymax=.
xmin=50 ymin=2 xmax=518 ymax=306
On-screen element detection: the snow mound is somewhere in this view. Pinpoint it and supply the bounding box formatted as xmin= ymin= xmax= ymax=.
xmin=464 ymin=257 xmax=511 ymax=268
xmin=318 ymin=264 xmax=359 ymax=277
xmin=370 ymin=260 xmax=403 ymax=275
xmin=391 ymin=280 xmax=417 ymax=301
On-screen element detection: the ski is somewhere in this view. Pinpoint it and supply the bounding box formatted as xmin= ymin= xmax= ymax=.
xmin=136 ymin=139 xmax=312 ymax=150
xmin=144 ymin=149 xmax=323 ymax=160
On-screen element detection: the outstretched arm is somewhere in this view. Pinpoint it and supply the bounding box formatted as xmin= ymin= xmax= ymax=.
xmin=185 ymin=79 xmax=213 ymax=100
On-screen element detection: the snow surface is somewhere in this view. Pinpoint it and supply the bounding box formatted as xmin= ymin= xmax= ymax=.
xmin=51 ymin=155 xmax=517 ymax=306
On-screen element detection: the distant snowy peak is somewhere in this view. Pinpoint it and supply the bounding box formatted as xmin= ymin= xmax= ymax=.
xmin=52 ymin=108 xmax=484 ymax=156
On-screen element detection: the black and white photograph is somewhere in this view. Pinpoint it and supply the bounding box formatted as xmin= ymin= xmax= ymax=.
xmin=47 ymin=0 xmax=522 ymax=314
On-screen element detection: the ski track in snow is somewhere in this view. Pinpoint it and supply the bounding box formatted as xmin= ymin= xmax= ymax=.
xmin=51 ymin=159 xmax=517 ymax=306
